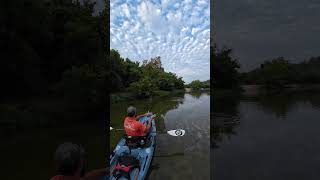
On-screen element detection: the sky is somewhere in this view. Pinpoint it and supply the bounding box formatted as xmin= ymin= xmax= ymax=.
xmin=214 ymin=0 xmax=320 ymax=72
xmin=110 ymin=0 xmax=210 ymax=83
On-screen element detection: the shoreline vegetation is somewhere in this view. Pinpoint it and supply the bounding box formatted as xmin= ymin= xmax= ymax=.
xmin=110 ymin=49 xmax=210 ymax=102
xmin=1 ymin=0 xmax=109 ymax=128
xmin=212 ymin=44 xmax=320 ymax=98
xmin=110 ymin=49 xmax=185 ymax=98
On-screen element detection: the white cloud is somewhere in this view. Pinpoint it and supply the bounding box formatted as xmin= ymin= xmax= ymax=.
xmin=161 ymin=0 xmax=169 ymax=9
xmin=121 ymin=4 xmax=130 ymax=18
xmin=111 ymin=0 xmax=210 ymax=83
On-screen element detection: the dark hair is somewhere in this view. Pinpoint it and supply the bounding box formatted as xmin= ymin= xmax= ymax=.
xmin=54 ymin=142 xmax=86 ymax=176
xmin=127 ymin=106 xmax=136 ymax=117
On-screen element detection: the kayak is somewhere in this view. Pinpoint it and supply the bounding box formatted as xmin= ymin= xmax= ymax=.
xmin=109 ymin=112 xmax=156 ymax=180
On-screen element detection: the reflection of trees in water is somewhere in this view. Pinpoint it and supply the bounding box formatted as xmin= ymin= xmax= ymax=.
xmin=212 ymin=95 xmax=240 ymax=149
xmin=254 ymin=92 xmax=320 ymax=118
xmin=212 ymin=114 xmax=240 ymax=148
xmin=150 ymin=95 xmax=184 ymax=133
xmin=110 ymin=94 xmax=184 ymax=127
xmin=188 ymin=91 xmax=202 ymax=99
xmin=188 ymin=91 xmax=210 ymax=99
xmin=212 ymin=92 xmax=320 ymax=149
xmin=255 ymin=94 xmax=297 ymax=118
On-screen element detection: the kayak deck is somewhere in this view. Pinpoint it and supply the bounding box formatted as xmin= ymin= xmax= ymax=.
xmin=109 ymin=113 xmax=156 ymax=180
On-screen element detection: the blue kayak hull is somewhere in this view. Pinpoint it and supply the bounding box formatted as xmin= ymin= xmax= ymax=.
xmin=109 ymin=113 xmax=156 ymax=180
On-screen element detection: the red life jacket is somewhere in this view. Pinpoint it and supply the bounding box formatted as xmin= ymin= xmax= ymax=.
xmin=124 ymin=117 xmax=147 ymax=136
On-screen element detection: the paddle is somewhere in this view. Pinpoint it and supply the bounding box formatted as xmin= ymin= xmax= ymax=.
xmin=167 ymin=129 xmax=186 ymax=136
xmin=110 ymin=127 xmax=185 ymax=136
xmin=110 ymin=112 xmax=186 ymax=136
xmin=161 ymin=114 xmax=186 ymax=136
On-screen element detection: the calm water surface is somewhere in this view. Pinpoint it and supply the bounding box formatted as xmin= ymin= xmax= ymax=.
xmin=213 ymin=92 xmax=320 ymax=180
xmin=110 ymin=92 xmax=210 ymax=180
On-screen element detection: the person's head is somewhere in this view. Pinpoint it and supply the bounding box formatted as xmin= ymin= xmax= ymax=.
xmin=54 ymin=142 xmax=86 ymax=176
xmin=127 ymin=106 xmax=137 ymax=117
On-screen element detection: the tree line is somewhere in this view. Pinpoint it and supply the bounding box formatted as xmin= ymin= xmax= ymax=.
xmin=211 ymin=45 xmax=241 ymax=90
xmin=1 ymin=0 xmax=109 ymax=120
xmin=109 ymin=49 xmax=185 ymax=97
xmin=212 ymin=44 xmax=320 ymax=90
xmin=241 ymin=57 xmax=320 ymax=88
xmin=185 ymin=80 xmax=210 ymax=90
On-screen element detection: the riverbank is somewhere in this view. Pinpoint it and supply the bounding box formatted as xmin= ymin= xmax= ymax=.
xmin=110 ymin=89 xmax=185 ymax=103
xmin=212 ymin=84 xmax=320 ymax=98
xmin=185 ymin=88 xmax=210 ymax=93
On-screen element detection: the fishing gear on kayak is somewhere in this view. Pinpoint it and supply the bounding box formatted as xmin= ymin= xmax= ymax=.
xmin=109 ymin=112 xmax=157 ymax=180
xmin=112 ymin=155 xmax=140 ymax=179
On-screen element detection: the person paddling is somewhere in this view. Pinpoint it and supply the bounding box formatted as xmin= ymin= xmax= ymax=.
xmin=124 ymin=106 xmax=151 ymax=137
xmin=50 ymin=142 xmax=107 ymax=180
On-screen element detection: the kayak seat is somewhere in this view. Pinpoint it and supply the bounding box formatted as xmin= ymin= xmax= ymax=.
xmin=125 ymin=135 xmax=151 ymax=149
xmin=112 ymin=155 xmax=140 ymax=179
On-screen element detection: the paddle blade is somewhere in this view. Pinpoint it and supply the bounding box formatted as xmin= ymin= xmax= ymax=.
xmin=167 ymin=129 xmax=185 ymax=136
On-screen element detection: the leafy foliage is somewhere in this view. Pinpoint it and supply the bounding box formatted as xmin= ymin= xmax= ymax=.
xmin=261 ymin=57 xmax=290 ymax=88
xmin=1 ymin=0 xmax=108 ymax=118
xmin=186 ymin=80 xmax=210 ymax=90
xmin=212 ymin=45 xmax=241 ymax=89
xmin=189 ymin=80 xmax=202 ymax=90
xmin=242 ymin=56 xmax=320 ymax=87
xmin=110 ymin=49 xmax=185 ymax=97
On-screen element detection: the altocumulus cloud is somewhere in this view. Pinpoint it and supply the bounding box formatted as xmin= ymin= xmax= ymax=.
xmin=110 ymin=0 xmax=210 ymax=83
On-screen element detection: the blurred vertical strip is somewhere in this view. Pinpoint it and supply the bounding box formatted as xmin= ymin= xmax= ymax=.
xmin=210 ymin=0 xmax=215 ymax=179
xmin=102 ymin=0 xmax=110 ymax=170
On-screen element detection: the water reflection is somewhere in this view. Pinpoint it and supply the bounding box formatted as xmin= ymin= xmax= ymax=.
xmin=253 ymin=92 xmax=320 ymax=118
xmin=188 ymin=91 xmax=210 ymax=99
xmin=188 ymin=91 xmax=202 ymax=99
xmin=212 ymin=94 xmax=241 ymax=149
xmin=213 ymin=92 xmax=320 ymax=150
xmin=213 ymin=92 xmax=320 ymax=180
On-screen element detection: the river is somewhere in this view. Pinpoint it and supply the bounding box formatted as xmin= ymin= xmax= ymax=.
xmin=213 ymin=91 xmax=320 ymax=180
xmin=110 ymin=92 xmax=210 ymax=180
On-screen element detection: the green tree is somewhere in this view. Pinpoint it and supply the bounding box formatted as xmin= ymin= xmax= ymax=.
xmin=189 ymin=80 xmax=202 ymax=90
xmin=128 ymin=77 xmax=157 ymax=98
xmin=212 ymin=45 xmax=241 ymax=89
xmin=260 ymin=57 xmax=290 ymax=88
xmin=108 ymin=50 xmax=185 ymax=96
